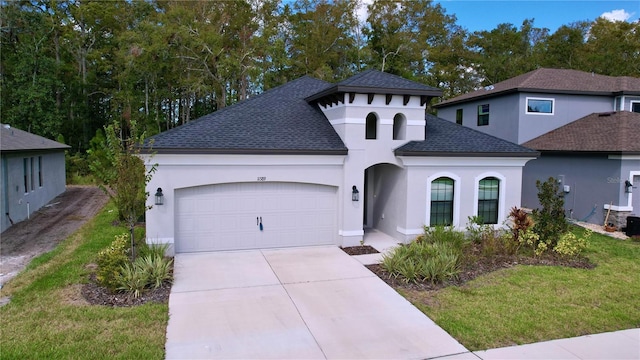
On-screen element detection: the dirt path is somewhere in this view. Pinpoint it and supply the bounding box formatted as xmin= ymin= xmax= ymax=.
xmin=0 ymin=185 xmax=109 ymax=287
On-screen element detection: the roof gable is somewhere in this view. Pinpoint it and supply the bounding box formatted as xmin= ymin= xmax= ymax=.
xmin=435 ymin=68 xmax=640 ymax=107
xmin=395 ymin=115 xmax=538 ymax=157
xmin=523 ymin=111 xmax=640 ymax=153
xmin=1 ymin=124 xmax=69 ymax=152
xmin=145 ymin=76 xmax=347 ymax=154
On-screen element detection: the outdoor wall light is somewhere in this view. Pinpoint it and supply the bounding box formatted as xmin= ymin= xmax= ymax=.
xmin=155 ymin=187 xmax=164 ymax=205
xmin=625 ymin=180 xmax=633 ymax=193
xmin=352 ymin=185 xmax=359 ymax=201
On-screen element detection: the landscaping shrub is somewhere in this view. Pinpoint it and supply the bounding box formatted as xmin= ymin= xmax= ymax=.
xmin=532 ymin=177 xmax=569 ymax=249
xmin=382 ymin=226 xmax=464 ymax=284
xmin=137 ymin=254 xmax=173 ymax=289
xmin=97 ymin=234 xmax=173 ymax=296
xmin=117 ymin=262 xmax=149 ymax=298
xmin=554 ymin=230 xmax=591 ymax=256
xmin=115 ymin=254 xmax=173 ymax=297
xmin=466 ymin=216 xmax=514 ymax=256
xmin=96 ymin=233 xmax=130 ymax=290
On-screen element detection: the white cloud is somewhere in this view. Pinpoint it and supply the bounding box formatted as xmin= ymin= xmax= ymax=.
xmin=356 ymin=0 xmax=373 ymax=24
xmin=599 ymin=9 xmax=633 ymax=22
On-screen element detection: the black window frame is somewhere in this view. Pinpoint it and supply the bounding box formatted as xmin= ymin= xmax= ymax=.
xmin=478 ymin=177 xmax=500 ymax=224
xmin=430 ymin=177 xmax=454 ymax=226
xmin=365 ymin=113 xmax=377 ymax=139
xmin=456 ymin=108 xmax=463 ymax=125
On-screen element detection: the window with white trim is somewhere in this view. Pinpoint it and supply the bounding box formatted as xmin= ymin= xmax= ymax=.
xmin=632 ymin=101 xmax=640 ymax=113
xmin=430 ymin=177 xmax=454 ymax=226
xmin=478 ymin=177 xmax=500 ymax=224
xmin=526 ymin=97 xmax=554 ymax=115
xmin=477 ymin=104 xmax=489 ymax=126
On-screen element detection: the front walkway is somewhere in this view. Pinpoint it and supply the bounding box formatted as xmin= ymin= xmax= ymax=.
xmin=165 ymin=246 xmax=468 ymax=359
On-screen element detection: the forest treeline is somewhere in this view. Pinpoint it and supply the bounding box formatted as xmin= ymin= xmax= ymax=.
xmin=2 ymin=0 xmax=639 ymax=153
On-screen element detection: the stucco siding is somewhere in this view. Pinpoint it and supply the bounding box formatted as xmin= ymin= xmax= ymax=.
xmin=1 ymin=151 xmax=66 ymax=232
xmin=400 ymin=157 xmax=530 ymax=235
xmin=518 ymin=93 xmax=613 ymax=143
xmin=144 ymin=154 xmax=347 ymax=251
xmin=437 ymin=94 xmax=520 ymax=143
xmin=522 ymin=154 xmax=622 ymax=225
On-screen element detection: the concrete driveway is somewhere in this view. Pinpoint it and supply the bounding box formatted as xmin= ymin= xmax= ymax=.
xmin=165 ymin=246 xmax=469 ymax=359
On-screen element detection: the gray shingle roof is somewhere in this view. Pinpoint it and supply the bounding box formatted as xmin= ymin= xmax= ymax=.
xmin=1 ymin=124 xmax=69 ymax=152
xmin=435 ymin=68 xmax=640 ymax=107
xmin=395 ymin=115 xmax=538 ymax=157
xmin=144 ymin=76 xmax=348 ymax=154
xmin=523 ymin=111 xmax=640 ymax=153
xmin=306 ymin=69 xmax=442 ymax=102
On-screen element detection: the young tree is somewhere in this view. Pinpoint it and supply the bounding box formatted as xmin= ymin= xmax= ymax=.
xmin=90 ymin=120 xmax=155 ymax=260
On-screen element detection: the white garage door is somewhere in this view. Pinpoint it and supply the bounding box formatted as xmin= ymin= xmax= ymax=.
xmin=175 ymin=182 xmax=338 ymax=252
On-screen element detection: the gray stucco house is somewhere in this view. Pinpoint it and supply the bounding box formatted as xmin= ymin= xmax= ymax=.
xmin=434 ymin=68 xmax=640 ymax=144
xmin=1 ymin=124 xmax=69 ymax=233
xmin=141 ymin=70 xmax=537 ymax=255
xmin=434 ymin=68 xmax=640 ymax=229
xmin=522 ymin=111 xmax=640 ymax=229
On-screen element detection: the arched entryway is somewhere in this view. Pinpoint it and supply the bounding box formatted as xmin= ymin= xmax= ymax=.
xmin=363 ymin=163 xmax=404 ymax=234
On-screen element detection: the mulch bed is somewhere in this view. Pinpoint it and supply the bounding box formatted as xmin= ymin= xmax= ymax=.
xmin=366 ymin=243 xmax=595 ymax=292
xmin=82 ymin=272 xmax=171 ymax=307
xmin=340 ymin=245 xmax=380 ymax=255
xmin=82 ymin=242 xmax=595 ymax=306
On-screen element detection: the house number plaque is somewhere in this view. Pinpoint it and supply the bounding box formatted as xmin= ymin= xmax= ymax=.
xmin=257 ymin=177 xmax=266 ymax=181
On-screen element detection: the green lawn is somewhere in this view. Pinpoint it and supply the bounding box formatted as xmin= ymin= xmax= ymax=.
xmin=402 ymin=226 xmax=640 ymax=351
xmin=0 ymin=202 xmax=168 ymax=359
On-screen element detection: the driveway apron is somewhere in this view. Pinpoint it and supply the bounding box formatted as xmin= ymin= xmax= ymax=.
xmin=165 ymin=246 xmax=468 ymax=359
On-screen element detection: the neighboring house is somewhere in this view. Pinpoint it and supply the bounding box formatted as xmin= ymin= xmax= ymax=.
xmin=434 ymin=68 xmax=640 ymax=144
xmin=1 ymin=124 xmax=69 ymax=233
xmin=141 ymin=70 xmax=537 ymax=255
xmin=522 ymin=111 xmax=640 ymax=230
xmin=434 ymin=68 xmax=640 ymax=230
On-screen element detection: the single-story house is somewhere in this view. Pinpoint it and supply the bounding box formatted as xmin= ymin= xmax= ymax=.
xmin=522 ymin=111 xmax=640 ymax=229
xmin=1 ymin=124 xmax=69 ymax=233
xmin=141 ymin=70 xmax=538 ymax=255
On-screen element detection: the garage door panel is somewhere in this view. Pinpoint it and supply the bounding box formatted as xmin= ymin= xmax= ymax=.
xmin=175 ymin=182 xmax=337 ymax=252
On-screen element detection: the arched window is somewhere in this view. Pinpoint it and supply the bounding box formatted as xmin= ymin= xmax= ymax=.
xmin=478 ymin=177 xmax=500 ymax=224
xmin=430 ymin=177 xmax=454 ymax=226
xmin=393 ymin=113 xmax=406 ymax=140
xmin=365 ymin=113 xmax=377 ymax=139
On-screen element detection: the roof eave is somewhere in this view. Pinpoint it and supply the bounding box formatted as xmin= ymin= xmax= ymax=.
xmin=435 ymin=88 xmax=622 ymax=108
xmin=141 ymin=148 xmax=349 ymax=156
xmin=394 ymin=150 xmax=540 ymax=158
xmin=306 ymin=85 xmax=442 ymax=102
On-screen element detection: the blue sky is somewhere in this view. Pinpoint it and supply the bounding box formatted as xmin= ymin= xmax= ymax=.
xmin=433 ymin=0 xmax=640 ymax=33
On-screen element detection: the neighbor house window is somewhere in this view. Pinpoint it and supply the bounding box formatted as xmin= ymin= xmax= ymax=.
xmin=38 ymin=156 xmax=43 ymax=187
xmin=526 ymin=97 xmax=554 ymax=115
xmin=430 ymin=177 xmax=454 ymax=226
xmin=478 ymin=177 xmax=500 ymax=224
xmin=30 ymin=157 xmax=35 ymax=191
xmin=632 ymin=101 xmax=640 ymax=113
xmin=365 ymin=113 xmax=378 ymax=139
xmin=23 ymin=158 xmax=29 ymax=193
xmin=393 ymin=113 xmax=406 ymax=140
xmin=456 ymin=109 xmax=463 ymax=125
xmin=477 ymin=104 xmax=489 ymax=126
